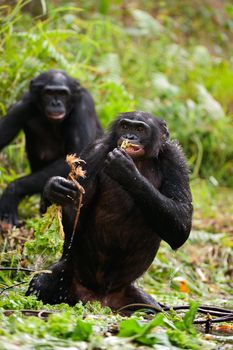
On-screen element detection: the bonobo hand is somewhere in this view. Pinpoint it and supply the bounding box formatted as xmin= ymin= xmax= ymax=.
xmin=104 ymin=148 xmax=139 ymax=185
xmin=0 ymin=185 xmax=19 ymax=231
xmin=43 ymin=176 xmax=81 ymax=208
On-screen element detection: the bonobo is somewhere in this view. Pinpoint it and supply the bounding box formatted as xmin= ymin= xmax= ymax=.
xmin=26 ymin=111 xmax=192 ymax=313
xmin=0 ymin=70 xmax=102 ymax=228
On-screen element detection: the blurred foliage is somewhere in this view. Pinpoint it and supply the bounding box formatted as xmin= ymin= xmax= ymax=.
xmin=0 ymin=0 xmax=232 ymax=188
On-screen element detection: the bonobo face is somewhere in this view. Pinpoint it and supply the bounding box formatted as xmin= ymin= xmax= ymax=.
xmin=42 ymin=74 xmax=71 ymax=123
xmin=116 ymin=118 xmax=151 ymax=158
xmin=30 ymin=71 xmax=77 ymax=123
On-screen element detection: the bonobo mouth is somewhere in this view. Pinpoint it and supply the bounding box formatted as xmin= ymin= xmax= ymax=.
xmin=47 ymin=113 xmax=66 ymax=122
xmin=118 ymin=139 xmax=145 ymax=158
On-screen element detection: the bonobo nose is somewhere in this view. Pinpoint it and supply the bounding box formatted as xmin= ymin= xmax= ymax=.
xmin=125 ymin=134 xmax=137 ymax=140
xmin=51 ymin=100 xmax=62 ymax=107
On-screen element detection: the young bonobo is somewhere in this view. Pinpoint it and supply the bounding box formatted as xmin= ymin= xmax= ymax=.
xmin=0 ymin=70 xmax=102 ymax=229
xmin=26 ymin=111 xmax=192 ymax=314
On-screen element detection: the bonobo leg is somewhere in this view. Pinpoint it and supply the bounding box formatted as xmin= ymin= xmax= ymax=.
xmin=26 ymin=259 xmax=76 ymax=305
xmin=102 ymin=285 xmax=163 ymax=315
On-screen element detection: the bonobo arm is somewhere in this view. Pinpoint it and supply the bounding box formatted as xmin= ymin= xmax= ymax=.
xmin=104 ymin=147 xmax=192 ymax=250
xmin=0 ymin=159 xmax=70 ymax=227
xmin=39 ymin=138 xmax=107 ymax=236
xmin=65 ymin=88 xmax=102 ymax=154
xmin=40 ymin=137 xmax=107 ymax=214
xmin=0 ymin=100 xmax=29 ymax=150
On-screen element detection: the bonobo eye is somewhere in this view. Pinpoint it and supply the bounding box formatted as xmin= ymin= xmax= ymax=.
xmin=136 ymin=126 xmax=145 ymax=133
xmin=58 ymin=90 xmax=69 ymax=97
xmin=120 ymin=124 xmax=128 ymax=130
xmin=44 ymin=90 xmax=54 ymax=96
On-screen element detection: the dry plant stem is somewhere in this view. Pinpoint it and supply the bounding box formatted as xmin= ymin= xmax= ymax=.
xmin=66 ymin=154 xmax=86 ymax=237
xmin=56 ymin=206 xmax=64 ymax=239
xmin=68 ymin=174 xmax=84 ymax=236
xmin=3 ymin=309 xmax=53 ymax=319
xmin=194 ymin=315 xmax=233 ymax=324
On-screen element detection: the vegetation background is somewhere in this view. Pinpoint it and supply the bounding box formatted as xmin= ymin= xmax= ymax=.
xmin=0 ymin=1 xmax=232 ymax=349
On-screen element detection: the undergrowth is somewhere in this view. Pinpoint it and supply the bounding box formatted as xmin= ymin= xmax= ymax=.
xmin=0 ymin=220 xmax=232 ymax=349
xmin=0 ymin=0 xmax=233 ymax=187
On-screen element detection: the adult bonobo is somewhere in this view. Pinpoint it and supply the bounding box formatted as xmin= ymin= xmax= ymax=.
xmin=27 ymin=111 xmax=192 ymax=313
xmin=0 ymin=70 xmax=102 ymax=229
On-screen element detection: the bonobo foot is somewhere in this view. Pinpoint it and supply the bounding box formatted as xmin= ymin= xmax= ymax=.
xmin=101 ymin=285 xmax=162 ymax=315
xmin=0 ymin=210 xmax=19 ymax=232
xmin=26 ymin=260 xmax=76 ymax=305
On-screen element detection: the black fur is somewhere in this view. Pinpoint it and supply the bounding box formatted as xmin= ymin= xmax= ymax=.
xmin=26 ymin=111 xmax=192 ymax=313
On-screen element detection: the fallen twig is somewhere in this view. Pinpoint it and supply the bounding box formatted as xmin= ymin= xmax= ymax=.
xmin=3 ymin=309 xmax=54 ymax=319
xmin=0 ymin=267 xmax=35 ymax=273
xmin=194 ymin=314 xmax=233 ymax=324
xmin=0 ymin=281 xmax=27 ymax=295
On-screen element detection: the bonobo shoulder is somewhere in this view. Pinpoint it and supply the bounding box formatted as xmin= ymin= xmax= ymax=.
xmin=160 ymin=141 xmax=189 ymax=167
xmin=78 ymin=86 xmax=95 ymax=101
xmin=7 ymin=96 xmax=32 ymax=115
xmin=158 ymin=141 xmax=190 ymax=186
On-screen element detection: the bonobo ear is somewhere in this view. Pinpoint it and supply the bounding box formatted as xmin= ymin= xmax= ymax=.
xmin=29 ymin=78 xmax=44 ymax=93
xmin=149 ymin=118 xmax=169 ymax=158
xmin=159 ymin=119 xmax=169 ymax=142
xmin=70 ymin=79 xmax=81 ymax=95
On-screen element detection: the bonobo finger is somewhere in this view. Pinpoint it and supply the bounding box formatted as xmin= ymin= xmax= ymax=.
xmin=120 ymin=148 xmax=132 ymax=160
xmin=107 ymin=148 xmax=123 ymax=160
xmin=112 ymin=148 xmax=123 ymax=155
xmin=55 ymin=181 xmax=79 ymax=200
xmin=104 ymin=158 xmax=110 ymax=166
xmin=115 ymin=147 xmax=133 ymax=161
xmin=114 ymin=148 xmax=131 ymax=160
xmin=50 ymin=191 xmax=74 ymax=206
xmin=106 ymin=151 xmax=114 ymax=161
xmin=51 ymin=177 xmax=77 ymax=192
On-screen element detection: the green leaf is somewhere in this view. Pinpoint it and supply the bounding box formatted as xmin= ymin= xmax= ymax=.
xmin=118 ymin=318 xmax=143 ymax=337
xmin=183 ymin=301 xmax=199 ymax=331
xmin=167 ymin=329 xmax=200 ymax=350
xmin=72 ymin=319 xmax=93 ymax=341
xmin=118 ymin=313 xmax=166 ymax=345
